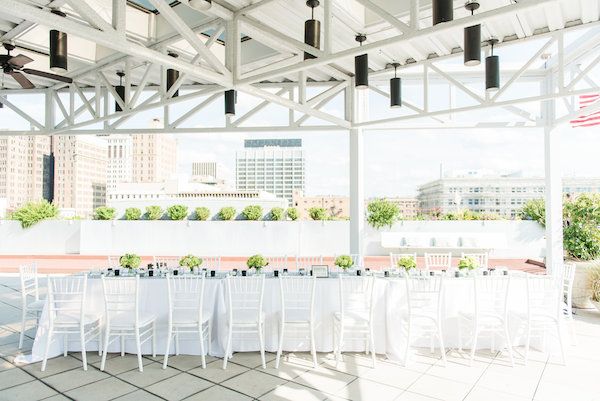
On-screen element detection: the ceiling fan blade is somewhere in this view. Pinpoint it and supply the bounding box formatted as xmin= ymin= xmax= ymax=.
xmin=8 ymin=71 xmax=35 ymax=89
xmin=22 ymin=68 xmax=73 ymax=84
xmin=8 ymin=54 xmax=33 ymax=67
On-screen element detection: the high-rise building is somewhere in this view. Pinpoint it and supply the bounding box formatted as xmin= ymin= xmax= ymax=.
xmin=236 ymin=138 xmax=305 ymax=202
xmin=191 ymin=161 xmax=225 ymax=185
xmin=132 ymin=119 xmax=177 ymax=183
xmin=106 ymin=135 xmax=133 ymax=191
xmin=52 ymin=136 xmax=107 ymax=217
xmin=418 ymin=170 xmax=600 ymax=218
xmin=0 ymin=135 xmax=51 ymax=211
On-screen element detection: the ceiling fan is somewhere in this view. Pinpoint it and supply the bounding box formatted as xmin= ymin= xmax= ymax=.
xmin=0 ymin=43 xmax=73 ymax=89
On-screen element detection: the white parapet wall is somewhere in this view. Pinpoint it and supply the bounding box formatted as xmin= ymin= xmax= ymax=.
xmin=0 ymin=220 xmax=545 ymax=258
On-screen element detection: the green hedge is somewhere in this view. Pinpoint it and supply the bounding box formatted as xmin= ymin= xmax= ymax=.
xmin=124 ymin=207 xmax=142 ymax=220
xmin=167 ymin=205 xmax=188 ymax=220
xmin=194 ymin=207 xmax=211 ymax=221
xmin=145 ymin=206 xmax=163 ymax=220
xmin=242 ymin=205 xmax=263 ymax=220
xmin=10 ymin=200 xmax=59 ymax=228
xmin=94 ymin=206 xmax=116 ymax=220
xmin=218 ymin=207 xmax=236 ymax=221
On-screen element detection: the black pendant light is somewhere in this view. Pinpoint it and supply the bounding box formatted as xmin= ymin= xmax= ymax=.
xmin=166 ymin=52 xmax=180 ymax=98
xmin=463 ymin=1 xmax=481 ymax=66
xmin=389 ymin=63 xmax=401 ymax=108
xmin=432 ymin=0 xmax=453 ymax=25
xmin=304 ymin=0 xmax=321 ymax=60
xmin=485 ymin=38 xmax=500 ymax=92
xmin=225 ymin=89 xmax=236 ymax=117
xmin=49 ymin=10 xmax=68 ymax=73
xmin=354 ymin=34 xmax=368 ymax=90
xmin=115 ymin=71 xmax=125 ymax=112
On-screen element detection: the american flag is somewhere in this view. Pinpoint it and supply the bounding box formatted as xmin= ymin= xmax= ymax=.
xmin=570 ymin=94 xmax=600 ymax=128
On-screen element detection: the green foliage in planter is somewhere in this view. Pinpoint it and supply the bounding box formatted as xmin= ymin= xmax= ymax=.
xmin=179 ymin=254 xmax=203 ymax=270
xmin=269 ymin=207 xmax=284 ymax=221
xmin=167 ymin=205 xmax=189 ymax=220
xmin=397 ymin=256 xmax=417 ymax=271
xmin=145 ymin=206 xmax=163 ymax=220
xmin=334 ymin=255 xmax=354 ymax=270
xmin=119 ymin=253 xmax=141 ymax=269
xmin=10 ymin=200 xmax=59 ymax=228
xmin=94 ymin=206 xmax=116 ymax=220
xmin=367 ymin=199 xmax=400 ymax=229
xmin=286 ymin=207 xmax=299 ymax=221
xmin=194 ymin=207 xmax=210 ymax=221
xmin=309 ymin=207 xmax=327 ymax=221
xmin=458 ymin=256 xmax=478 ymax=270
xmin=589 ymin=264 xmax=600 ymax=302
xmin=124 ymin=207 xmax=142 ymax=221
xmin=247 ymin=254 xmax=268 ymax=270
xmin=242 ymin=205 xmax=263 ymax=221
xmin=519 ymin=199 xmax=546 ymax=225
xmin=218 ymin=207 xmax=236 ymax=221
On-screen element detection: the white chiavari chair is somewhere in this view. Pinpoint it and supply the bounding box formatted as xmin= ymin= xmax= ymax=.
xmin=267 ymin=256 xmax=288 ymax=271
xmin=100 ymin=276 xmax=156 ymax=372
xmin=163 ymin=274 xmax=211 ymax=369
xmin=334 ymin=275 xmax=376 ymax=368
xmin=523 ymin=274 xmax=566 ymax=365
xmin=153 ymin=256 xmax=180 ymax=269
xmin=404 ymin=275 xmax=446 ymax=366
xmin=19 ymin=263 xmax=44 ymax=349
xmin=390 ymin=253 xmax=418 ymax=270
xmin=559 ymin=263 xmax=577 ymax=345
xmin=107 ymin=256 xmax=121 ymax=269
xmin=296 ymin=255 xmax=323 ymax=271
xmin=424 ymin=252 xmax=452 ymax=271
xmin=459 ymin=275 xmax=514 ymax=366
xmin=461 ymin=252 xmax=489 ymax=269
xmin=41 ymin=275 xmax=102 ymax=371
xmin=200 ymin=256 xmax=221 ymax=271
xmin=223 ymin=275 xmax=266 ymax=369
xmin=276 ymin=275 xmax=317 ymax=368
xmin=349 ymin=254 xmax=364 ymax=270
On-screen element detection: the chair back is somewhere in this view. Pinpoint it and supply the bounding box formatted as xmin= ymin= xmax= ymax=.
xmin=424 ymin=253 xmax=452 ymax=270
xmin=405 ymin=275 xmax=444 ymax=315
xmin=390 ymin=253 xmax=417 ymax=269
xmin=225 ymin=275 xmax=265 ymax=324
xmin=166 ymin=274 xmax=206 ymax=324
xmin=461 ymin=252 xmax=489 ymax=269
xmin=349 ymin=254 xmax=364 ymax=269
xmin=154 ymin=256 xmax=180 ymax=269
xmin=47 ymin=275 xmax=87 ymax=327
xmin=279 ymin=276 xmax=316 ymax=322
xmin=526 ymin=274 xmax=561 ymax=319
xmin=560 ymin=262 xmax=576 ymax=311
xmin=296 ymin=255 xmax=323 ymax=270
xmin=338 ymin=275 xmax=374 ymax=320
xmin=107 ymin=256 xmax=121 ymax=268
xmin=473 ymin=275 xmax=510 ymax=316
xmin=101 ymin=276 xmax=139 ymax=325
xmin=19 ymin=263 xmax=40 ymax=302
xmin=201 ymin=256 xmax=221 ymax=271
xmin=267 ymin=256 xmax=288 ymax=270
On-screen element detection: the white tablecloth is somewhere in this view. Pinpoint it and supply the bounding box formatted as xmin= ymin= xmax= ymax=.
xmin=23 ymin=275 xmax=565 ymax=364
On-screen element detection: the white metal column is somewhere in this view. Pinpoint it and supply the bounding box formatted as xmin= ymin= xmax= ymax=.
xmin=349 ymin=83 xmax=367 ymax=255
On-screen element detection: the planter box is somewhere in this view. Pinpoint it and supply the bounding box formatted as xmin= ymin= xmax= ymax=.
xmin=571 ymin=259 xmax=600 ymax=309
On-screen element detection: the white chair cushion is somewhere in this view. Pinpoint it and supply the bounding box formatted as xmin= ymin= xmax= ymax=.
xmin=278 ymin=310 xmax=311 ymax=324
xmin=171 ymin=310 xmax=211 ymax=325
xmin=55 ymin=312 xmax=102 ymax=326
xmin=230 ymin=311 xmax=264 ymax=325
xmin=334 ymin=311 xmax=370 ymax=325
xmin=28 ymin=300 xmax=45 ymax=310
xmin=109 ymin=312 xmax=155 ymax=327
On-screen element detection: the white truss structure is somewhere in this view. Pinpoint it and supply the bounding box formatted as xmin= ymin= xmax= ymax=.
xmin=0 ymin=0 xmax=599 ymax=270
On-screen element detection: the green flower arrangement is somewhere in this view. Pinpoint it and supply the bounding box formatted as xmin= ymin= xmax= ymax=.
xmin=397 ymin=256 xmax=417 ymax=271
xmin=334 ymin=255 xmax=354 ymax=270
xmin=457 ymin=256 xmax=479 ymax=270
xmin=119 ymin=253 xmax=141 ymax=269
xmin=247 ymin=254 xmax=268 ymax=271
xmin=179 ymin=254 xmax=203 ymax=270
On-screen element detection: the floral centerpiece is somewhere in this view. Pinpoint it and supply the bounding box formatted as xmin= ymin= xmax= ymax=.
xmin=457 ymin=256 xmax=479 ymax=271
xmin=247 ymin=254 xmax=268 ymax=273
xmin=335 ymin=255 xmax=354 ymax=271
xmin=179 ymin=254 xmax=203 ymax=273
xmin=119 ymin=253 xmax=141 ymax=270
xmin=397 ymin=256 xmax=417 ymax=272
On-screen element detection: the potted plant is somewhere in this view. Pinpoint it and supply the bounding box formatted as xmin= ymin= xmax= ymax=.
xmin=589 ymin=264 xmax=600 ymax=311
xmin=119 ymin=253 xmax=141 ymax=275
xmin=247 ymin=254 xmax=268 ymax=274
xmin=179 ymin=254 xmax=203 ymax=274
xmin=335 ymin=255 xmax=354 ymax=272
xmin=457 ymin=256 xmax=479 ymax=275
xmin=397 ymin=256 xmax=417 ymax=273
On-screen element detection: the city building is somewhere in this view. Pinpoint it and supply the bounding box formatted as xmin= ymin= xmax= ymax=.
xmin=107 ymin=178 xmax=288 ymax=219
xmin=106 ymin=135 xmax=133 ymax=191
xmin=385 ymin=197 xmax=420 ymax=219
xmin=191 ymin=161 xmax=225 ymax=185
xmin=418 ymin=170 xmax=600 ymax=218
xmin=0 ymin=135 xmax=51 ymax=211
xmin=236 ymin=138 xmax=305 ymax=202
xmin=52 ymin=136 xmax=107 ymax=217
xmin=132 ymin=118 xmax=177 ymax=183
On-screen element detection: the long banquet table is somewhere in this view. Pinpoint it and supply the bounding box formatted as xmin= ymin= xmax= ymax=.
xmin=24 ymin=273 xmax=565 ymax=365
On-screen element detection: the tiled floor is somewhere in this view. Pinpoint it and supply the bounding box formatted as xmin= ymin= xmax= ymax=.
xmin=1 ymin=276 xmax=599 ymax=401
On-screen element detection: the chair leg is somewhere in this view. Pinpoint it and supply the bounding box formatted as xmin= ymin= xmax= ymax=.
xmin=438 ymin=323 xmax=446 ymax=367
xmin=369 ymin=326 xmax=376 ymax=368
xmin=199 ymin=324 xmax=206 ymax=369
xmin=503 ymin=323 xmax=514 ymax=367
xmin=275 ymin=319 xmax=284 ymax=369
xmin=19 ymin=308 xmax=26 ymax=349
xmin=63 ymin=334 xmax=68 ymax=357
xmin=97 ymin=325 xmax=102 ymax=356
xmin=163 ymin=326 xmax=172 ymax=370
xmin=458 ymin=318 xmax=463 ymax=352
xmin=222 ymin=325 xmax=232 ymax=370
xmin=120 ymin=335 xmax=125 ymax=357
xmin=80 ymin=329 xmax=88 ymax=371
xmin=175 ymin=333 xmax=180 ymax=356
xmin=258 ymin=322 xmax=266 ymax=369
xmin=41 ymin=329 xmax=53 ymax=372
xmin=556 ymin=322 xmax=566 ymax=366
xmin=151 ymin=322 xmax=156 ymax=358
xmin=207 ymin=321 xmax=212 ymax=356
xmin=100 ymin=329 xmax=110 ymax=371
xmin=135 ymin=328 xmax=143 ymax=372
xmin=469 ymin=327 xmax=479 ymax=367
xmin=404 ymin=321 xmax=411 ymax=368
xmin=524 ymin=324 xmax=531 ymax=366
xmin=310 ymin=321 xmax=318 ymax=368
